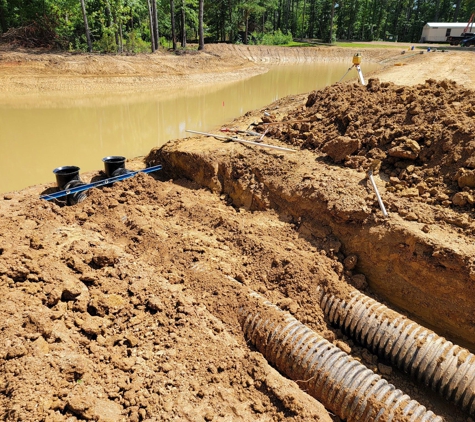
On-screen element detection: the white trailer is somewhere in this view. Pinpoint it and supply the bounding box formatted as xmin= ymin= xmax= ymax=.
xmin=420 ymin=22 xmax=469 ymax=42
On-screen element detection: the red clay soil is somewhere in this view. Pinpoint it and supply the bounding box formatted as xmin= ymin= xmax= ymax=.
xmin=150 ymin=77 xmax=475 ymax=347
xmin=0 ymin=174 xmax=341 ymax=422
xmin=1 ymin=46 xmax=475 ymax=422
xmin=145 ymin=77 xmax=475 ymax=421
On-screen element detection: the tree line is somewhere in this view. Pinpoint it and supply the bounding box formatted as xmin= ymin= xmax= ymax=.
xmin=0 ymin=0 xmax=474 ymax=52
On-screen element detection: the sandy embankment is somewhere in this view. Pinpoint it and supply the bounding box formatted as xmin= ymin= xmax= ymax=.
xmin=2 ymin=43 xmax=473 ymax=101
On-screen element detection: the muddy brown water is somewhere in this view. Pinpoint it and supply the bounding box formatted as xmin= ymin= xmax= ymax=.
xmin=0 ymin=62 xmax=379 ymax=194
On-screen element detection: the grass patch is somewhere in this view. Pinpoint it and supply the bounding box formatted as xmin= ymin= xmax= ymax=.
xmin=268 ymin=40 xmax=412 ymax=48
xmin=335 ymin=42 xmax=410 ymax=48
xmin=285 ymin=41 xmax=324 ymax=47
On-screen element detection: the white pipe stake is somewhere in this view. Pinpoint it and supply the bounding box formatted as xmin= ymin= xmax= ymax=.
xmin=339 ymin=64 xmax=365 ymax=85
xmin=356 ymin=65 xmax=366 ymax=86
xmin=368 ymin=170 xmax=388 ymax=218
xmin=186 ymin=130 xmax=297 ymax=153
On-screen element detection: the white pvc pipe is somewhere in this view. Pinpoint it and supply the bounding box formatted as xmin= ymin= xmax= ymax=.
xmin=355 ymin=65 xmax=366 ymax=86
xmin=186 ymin=129 xmax=297 ymax=153
xmin=368 ymin=169 xmax=388 ymax=217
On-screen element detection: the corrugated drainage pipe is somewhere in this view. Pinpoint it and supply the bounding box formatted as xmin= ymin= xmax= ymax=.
xmin=240 ymin=291 xmax=443 ymax=422
xmin=62 ymin=180 xmax=87 ymax=205
xmin=317 ymin=285 xmax=475 ymax=417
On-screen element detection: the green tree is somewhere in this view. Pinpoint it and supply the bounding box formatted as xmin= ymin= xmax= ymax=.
xmin=170 ymin=0 xmax=177 ymax=48
xmin=238 ymin=0 xmax=264 ymax=43
xmin=80 ymin=0 xmax=93 ymax=51
xmin=0 ymin=0 xmax=9 ymax=33
xmin=152 ymin=0 xmax=159 ymax=48
xmin=198 ymin=0 xmax=204 ymax=49
xmin=1 ymin=0 xmax=473 ymax=50
xmin=147 ymin=0 xmax=157 ymax=50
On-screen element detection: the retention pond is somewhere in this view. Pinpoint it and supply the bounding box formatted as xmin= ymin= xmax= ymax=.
xmin=0 ymin=61 xmax=379 ymax=193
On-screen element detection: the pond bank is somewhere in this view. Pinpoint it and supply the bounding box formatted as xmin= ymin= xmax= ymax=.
xmin=0 ymin=44 xmax=405 ymax=104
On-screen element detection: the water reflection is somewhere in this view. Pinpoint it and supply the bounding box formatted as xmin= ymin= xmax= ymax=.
xmin=0 ymin=62 xmax=379 ymax=193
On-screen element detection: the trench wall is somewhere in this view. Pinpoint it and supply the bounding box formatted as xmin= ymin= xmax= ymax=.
xmin=148 ymin=139 xmax=475 ymax=350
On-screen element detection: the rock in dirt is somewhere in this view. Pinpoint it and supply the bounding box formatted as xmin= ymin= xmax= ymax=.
xmin=67 ymin=389 xmax=123 ymax=421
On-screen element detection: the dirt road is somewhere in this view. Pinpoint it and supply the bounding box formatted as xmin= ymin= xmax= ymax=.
xmin=0 ymin=44 xmax=474 ymax=422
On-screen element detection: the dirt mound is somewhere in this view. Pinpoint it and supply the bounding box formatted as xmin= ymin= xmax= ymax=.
xmin=261 ymin=78 xmax=475 ymax=223
xmin=0 ymin=173 xmax=344 ymax=421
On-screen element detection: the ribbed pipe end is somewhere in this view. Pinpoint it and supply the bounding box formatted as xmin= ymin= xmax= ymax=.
xmin=240 ymin=292 xmax=443 ymax=422
xmin=318 ymin=285 xmax=475 ymax=416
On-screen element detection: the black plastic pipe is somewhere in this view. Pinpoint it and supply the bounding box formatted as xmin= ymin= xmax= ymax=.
xmin=240 ymin=292 xmax=443 ymax=422
xmin=40 ymin=165 xmax=162 ymax=201
xmin=62 ymin=180 xmax=87 ymax=205
xmin=318 ymin=286 xmax=475 ymax=417
xmin=53 ymin=165 xmax=81 ymax=190
xmin=103 ymin=156 xmax=127 ymax=177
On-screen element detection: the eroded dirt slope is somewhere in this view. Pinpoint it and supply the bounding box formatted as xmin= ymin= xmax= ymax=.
xmin=1 ymin=44 xmax=469 ymax=102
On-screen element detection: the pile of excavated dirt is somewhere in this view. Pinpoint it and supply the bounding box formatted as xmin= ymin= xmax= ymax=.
xmin=261 ymin=78 xmax=475 ymax=225
xmin=143 ymin=80 xmax=475 ymax=421
xmin=1 ymin=45 xmax=475 ymax=422
xmin=0 ymin=175 xmax=343 ymax=422
xmin=148 ymin=78 xmax=475 ymax=352
xmin=2 ymin=169 xmax=469 ymax=422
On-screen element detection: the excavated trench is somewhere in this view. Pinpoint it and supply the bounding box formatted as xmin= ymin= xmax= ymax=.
xmin=145 ymin=79 xmax=475 ymax=419
xmin=147 ymin=131 xmax=475 ymax=351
